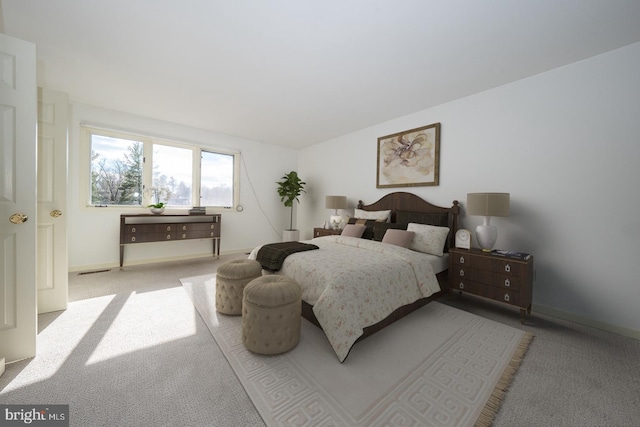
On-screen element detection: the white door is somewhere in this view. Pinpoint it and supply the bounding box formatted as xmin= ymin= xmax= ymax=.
xmin=37 ymin=88 xmax=68 ymax=314
xmin=0 ymin=34 xmax=38 ymax=362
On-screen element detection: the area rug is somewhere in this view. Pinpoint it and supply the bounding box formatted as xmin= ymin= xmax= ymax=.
xmin=181 ymin=274 xmax=533 ymax=427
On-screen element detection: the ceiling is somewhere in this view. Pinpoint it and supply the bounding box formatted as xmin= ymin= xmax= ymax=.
xmin=3 ymin=0 xmax=640 ymax=149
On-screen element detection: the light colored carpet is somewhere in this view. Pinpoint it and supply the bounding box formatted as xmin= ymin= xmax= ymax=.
xmin=3 ymin=257 xmax=637 ymax=426
xmin=0 ymin=256 xmax=265 ymax=427
xmin=181 ymin=273 xmax=532 ymax=427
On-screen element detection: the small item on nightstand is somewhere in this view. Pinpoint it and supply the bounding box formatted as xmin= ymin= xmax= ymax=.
xmin=492 ymin=249 xmax=531 ymax=260
xmin=455 ymin=229 xmax=471 ymax=249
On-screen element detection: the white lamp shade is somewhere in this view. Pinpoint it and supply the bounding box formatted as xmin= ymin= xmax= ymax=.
xmin=325 ymin=196 xmax=347 ymax=210
xmin=466 ymin=193 xmax=510 ymax=217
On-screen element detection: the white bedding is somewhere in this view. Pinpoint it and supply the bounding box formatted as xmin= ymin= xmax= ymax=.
xmin=248 ymin=235 xmax=443 ymax=362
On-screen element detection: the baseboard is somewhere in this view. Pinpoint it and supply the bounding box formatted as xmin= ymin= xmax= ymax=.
xmin=533 ymin=304 xmax=640 ymax=341
xmin=69 ymin=249 xmax=251 ymax=273
xmin=0 ymin=357 xmax=5 ymax=377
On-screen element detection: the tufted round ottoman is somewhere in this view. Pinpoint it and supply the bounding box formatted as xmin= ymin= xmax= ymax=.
xmin=242 ymin=275 xmax=302 ymax=355
xmin=215 ymin=259 xmax=262 ymax=315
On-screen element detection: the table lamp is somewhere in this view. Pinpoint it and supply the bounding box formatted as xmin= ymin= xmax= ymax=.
xmin=325 ymin=195 xmax=347 ymax=229
xmin=466 ymin=193 xmax=510 ymax=251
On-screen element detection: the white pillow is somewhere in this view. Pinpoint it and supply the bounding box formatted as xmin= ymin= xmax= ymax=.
xmin=407 ymin=223 xmax=450 ymax=256
xmin=354 ymin=208 xmax=391 ymax=222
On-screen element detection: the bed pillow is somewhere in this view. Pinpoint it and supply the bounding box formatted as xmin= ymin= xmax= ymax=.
xmin=341 ymin=224 xmax=366 ymax=238
xmin=353 ymin=208 xmax=391 ymax=223
xmin=407 ymin=223 xmax=450 ymax=256
xmin=381 ymin=229 xmax=415 ymax=248
xmin=373 ymin=222 xmax=408 ymax=241
xmin=347 ymin=218 xmax=376 ymax=239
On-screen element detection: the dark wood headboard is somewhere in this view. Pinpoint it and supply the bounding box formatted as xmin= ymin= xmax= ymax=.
xmin=357 ymin=192 xmax=460 ymax=246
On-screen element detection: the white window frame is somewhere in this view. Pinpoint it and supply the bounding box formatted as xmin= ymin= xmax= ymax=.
xmin=79 ymin=125 xmax=240 ymax=211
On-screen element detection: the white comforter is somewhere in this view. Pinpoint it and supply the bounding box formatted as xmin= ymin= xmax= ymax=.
xmin=248 ymin=236 xmax=441 ymax=362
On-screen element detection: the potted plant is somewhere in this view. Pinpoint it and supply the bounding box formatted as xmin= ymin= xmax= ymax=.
xmin=146 ymin=187 xmax=170 ymax=214
xmin=276 ymin=171 xmax=306 ymax=241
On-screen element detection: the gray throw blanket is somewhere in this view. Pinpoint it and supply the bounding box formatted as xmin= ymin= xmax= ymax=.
xmin=256 ymin=241 xmax=319 ymax=272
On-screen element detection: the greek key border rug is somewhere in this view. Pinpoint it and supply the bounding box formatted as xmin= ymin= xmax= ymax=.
xmin=181 ymin=274 xmax=532 ymax=427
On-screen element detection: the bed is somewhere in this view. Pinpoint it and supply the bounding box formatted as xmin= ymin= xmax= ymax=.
xmin=249 ymin=192 xmax=459 ymax=362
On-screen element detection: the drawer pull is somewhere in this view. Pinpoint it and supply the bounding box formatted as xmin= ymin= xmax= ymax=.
xmin=504 ymin=293 xmax=510 ymax=302
xmin=166 ymin=234 xmax=171 ymax=240
xmin=505 ymin=278 xmax=511 ymax=287
xmin=459 ymin=269 xmax=465 ymax=277
xmin=459 ymin=256 xmax=465 ymax=264
xmin=131 ymin=237 xmax=136 ymax=242
xmin=182 ymin=233 xmax=186 ymax=239
xmin=166 ymin=226 xmax=171 ymax=231
xmin=210 ymin=232 xmax=214 ymax=237
xmin=210 ymin=224 xmax=214 ymax=229
xmin=131 ymin=227 xmax=136 ymax=233
xmin=182 ymin=225 xmax=187 ymax=231
xmin=505 ymin=264 xmax=511 ymax=273
xmin=459 ymin=282 xmax=464 ymax=290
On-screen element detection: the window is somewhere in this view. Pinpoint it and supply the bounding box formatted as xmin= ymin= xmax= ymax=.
xmin=201 ymin=151 xmax=234 ymax=207
xmin=90 ymin=134 xmax=143 ymax=206
xmin=83 ymin=126 xmax=239 ymax=209
xmin=151 ymin=144 xmax=193 ymax=206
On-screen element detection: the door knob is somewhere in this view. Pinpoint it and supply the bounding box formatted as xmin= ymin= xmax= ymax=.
xmin=50 ymin=210 xmax=63 ymax=218
xmin=9 ymin=213 xmax=28 ymax=224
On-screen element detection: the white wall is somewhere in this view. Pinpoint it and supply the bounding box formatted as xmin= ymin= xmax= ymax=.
xmin=67 ymin=103 xmax=298 ymax=270
xmin=298 ymin=42 xmax=640 ymax=335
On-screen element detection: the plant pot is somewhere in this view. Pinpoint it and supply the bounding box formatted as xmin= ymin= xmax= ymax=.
xmin=282 ymin=229 xmax=299 ymax=242
xmin=149 ymin=207 xmax=165 ymax=214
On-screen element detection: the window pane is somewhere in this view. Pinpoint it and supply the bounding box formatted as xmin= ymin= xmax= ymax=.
xmin=151 ymin=144 xmax=193 ymax=206
xmin=201 ymin=151 xmax=234 ymax=207
xmin=91 ymin=135 xmax=143 ymax=205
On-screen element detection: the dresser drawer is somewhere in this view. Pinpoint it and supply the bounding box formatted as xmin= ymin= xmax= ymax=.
xmin=489 ymin=258 xmax=524 ymax=276
xmin=125 ymin=224 xmax=177 ymax=234
xmin=178 ymin=230 xmax=219 ymax=239
xmin=451 ymin=266 xmax=493 ymax=284
xmin=452 ymin=266 xmax=523 ymax=291
xmin=176 ymin=222 xmax=217 ymax=231
xmin=451 ymin=278 xmax=522 ymax=307
xmin=125 ymin=231 xmax=176 ymax=243
xmin=451 ymin=252 xmax=525 ymax=276
xmin=175 ymin=223 xmax=220 ymax=239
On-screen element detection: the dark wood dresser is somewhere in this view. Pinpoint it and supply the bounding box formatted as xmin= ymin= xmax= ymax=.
xmin=119 ymin=214 xmax=221 ymax=266
xmin=448 ymin=247 xmax=533 ymax=323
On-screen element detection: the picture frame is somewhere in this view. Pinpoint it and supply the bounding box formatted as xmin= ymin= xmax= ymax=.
xmin=376 ymin=122 xmax=440 ymax=188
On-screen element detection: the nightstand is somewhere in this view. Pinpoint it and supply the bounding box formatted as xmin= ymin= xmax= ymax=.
xmin=449 ymin=248 xmax=533 ymax=324
xmin=313 ymin=227 xmax=342 ymax=238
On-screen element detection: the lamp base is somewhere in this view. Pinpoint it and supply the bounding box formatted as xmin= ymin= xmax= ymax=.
xmin=329 ymin=215 xmax=342 ymax=230
xmin=475 ymin=217 xmax=498 ymax=252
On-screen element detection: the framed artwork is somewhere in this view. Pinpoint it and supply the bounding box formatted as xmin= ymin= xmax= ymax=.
xmin=376 ymin=122 xmax=440 ymax=188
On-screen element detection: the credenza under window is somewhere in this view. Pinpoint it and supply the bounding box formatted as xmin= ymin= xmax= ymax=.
xmin=119 ymin=214 xmax=221 ymax=267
